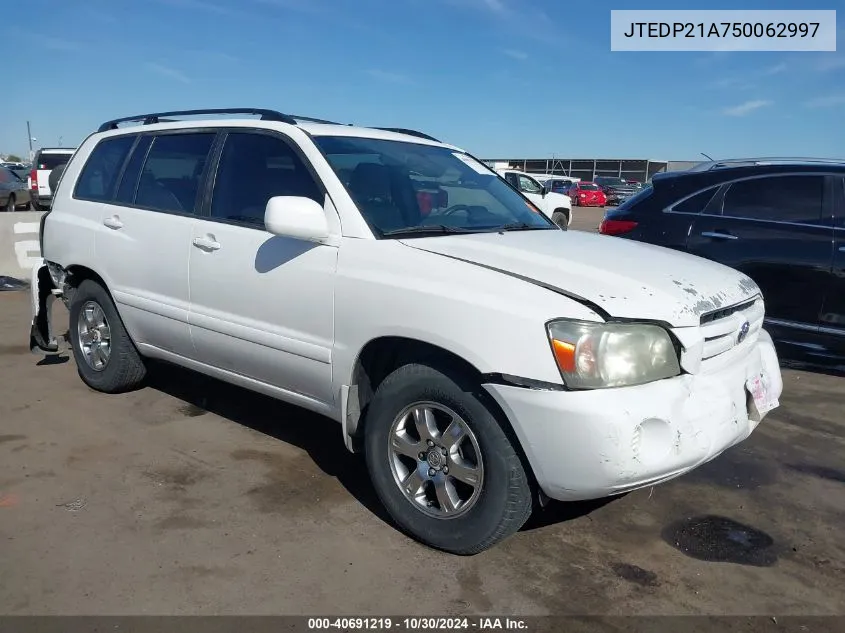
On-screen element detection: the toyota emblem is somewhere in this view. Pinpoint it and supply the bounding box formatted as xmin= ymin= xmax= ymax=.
xmin=737 ymin=321 xmax=750 ymax=344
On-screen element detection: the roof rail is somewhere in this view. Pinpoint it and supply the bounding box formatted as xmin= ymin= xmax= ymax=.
xmin=687 ymin=156 xmax=845 ymax=172
xmin=374 ymin=127 xmax=441 ymax=142
xmin=97 ymin=108 xmax=298 ymax=132
xmin=290 ymin=115 xmax=346 ymax=125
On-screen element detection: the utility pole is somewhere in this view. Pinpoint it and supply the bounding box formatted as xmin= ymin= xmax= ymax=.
xmin=27 ymin=121 xmax=34 ymax=161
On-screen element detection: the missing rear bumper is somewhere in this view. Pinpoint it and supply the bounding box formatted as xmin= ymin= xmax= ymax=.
xmin=29 ymin=260 xmax=66 ymax=355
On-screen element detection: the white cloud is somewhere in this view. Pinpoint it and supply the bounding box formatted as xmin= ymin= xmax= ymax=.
xmin=721 ymin=99 xmax=772 ymax=116
xmin=502 ymin=49 xmax=528 ymax=60
xmin=366 ymin=69 xmax=414 ymax=85
xmin=804 ymin=94 xmax=845 ymax=108
xmin=145 ymin=62 xmax=191 ymax=83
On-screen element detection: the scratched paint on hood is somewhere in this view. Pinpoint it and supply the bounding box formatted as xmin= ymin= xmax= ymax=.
xmin=400 ymin=230 xmax=761 ymax=328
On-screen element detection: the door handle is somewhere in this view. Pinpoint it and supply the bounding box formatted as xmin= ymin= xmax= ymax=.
xmin=103 ymin=216 xmax=123 ymax=230
xmin=700 ymin=231 xmax=738 ymax=241
xmin=192 ymin=236 xmax=221 ymax=251
xmin=839 ymin=246 xmax=845 ymax=253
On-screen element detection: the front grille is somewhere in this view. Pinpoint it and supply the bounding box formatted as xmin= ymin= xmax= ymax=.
xmin=699 ymin=297 xmax=765 ymax=361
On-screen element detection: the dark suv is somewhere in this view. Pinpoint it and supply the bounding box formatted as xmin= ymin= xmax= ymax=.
xmin=599 ymin=158 xmax=845 ymax=369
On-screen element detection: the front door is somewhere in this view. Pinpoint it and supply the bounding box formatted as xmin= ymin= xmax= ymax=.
xmin=188 ymin=130 xmax=338 ymax=405
xmin=685 ymin=173 xmax=835 ymax=351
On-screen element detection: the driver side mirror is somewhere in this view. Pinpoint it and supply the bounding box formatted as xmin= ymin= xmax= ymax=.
xmin=264 ymin=196 xmax=329 ymax=243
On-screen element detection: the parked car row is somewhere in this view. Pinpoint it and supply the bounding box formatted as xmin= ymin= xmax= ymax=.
xmin=600 ymin=158 xmax=845 ymax=371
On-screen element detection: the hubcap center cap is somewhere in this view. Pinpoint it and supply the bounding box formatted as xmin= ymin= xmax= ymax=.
xmin=426 ymin=448 xmax=444 ymax=469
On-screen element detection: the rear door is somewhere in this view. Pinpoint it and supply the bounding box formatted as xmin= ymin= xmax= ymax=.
xmin=94 ymin=130 xmax=217 ymax=359
xmin=685 ymin=173 xmax=834 ymax=338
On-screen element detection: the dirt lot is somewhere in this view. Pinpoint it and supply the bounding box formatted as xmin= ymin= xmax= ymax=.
xmin=1 ymin=258 xmax=844 ymax=616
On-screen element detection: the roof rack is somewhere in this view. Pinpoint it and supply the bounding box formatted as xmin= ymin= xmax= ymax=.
xmin=97 ymin=109 xmax=443 ymax=143
xmin=374 ymin=127 xmax=441 ymax=142
xmin=97 ymin=108 xmax=298 ymax=132
xmin=687 ymin=157 xmax=845 ymax=172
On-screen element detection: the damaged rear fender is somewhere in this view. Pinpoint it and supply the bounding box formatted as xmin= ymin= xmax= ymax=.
xmin=29 ymin=259 xmax=63 ymax=355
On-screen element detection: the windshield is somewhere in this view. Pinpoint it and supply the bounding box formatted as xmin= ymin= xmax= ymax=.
xmin=314 ymin=136 xmax=557 ymax=237
xmin=579 ymin=184 xmax=600 ymax=191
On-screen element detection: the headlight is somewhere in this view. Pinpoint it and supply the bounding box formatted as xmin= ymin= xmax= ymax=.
xmin=546 ymin=320 xmax=680 ymax=389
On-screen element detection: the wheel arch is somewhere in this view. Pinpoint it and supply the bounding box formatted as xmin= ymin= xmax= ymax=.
xmin=343 ymin=335 xmax=541 ymax=496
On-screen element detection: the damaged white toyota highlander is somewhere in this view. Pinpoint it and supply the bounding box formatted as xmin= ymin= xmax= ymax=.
xmin=29 ymin=109 xmax=783 ymax=555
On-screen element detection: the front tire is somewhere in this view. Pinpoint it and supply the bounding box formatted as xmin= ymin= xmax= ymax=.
xmin=4 ymin=195 xmax=14 ymax=212
xmin=68 ymin=279 xmax=147 ymax=393
xmin=364 ymin=363 xmax=533 ymax=555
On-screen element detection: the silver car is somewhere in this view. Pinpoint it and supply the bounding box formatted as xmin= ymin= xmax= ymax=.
xmin=0 ymin=166 xmax=32 ymax=211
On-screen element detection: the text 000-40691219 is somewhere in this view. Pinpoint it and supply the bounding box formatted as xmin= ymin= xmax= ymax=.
xmin=610 ymin=10 xmax=837 ymax=51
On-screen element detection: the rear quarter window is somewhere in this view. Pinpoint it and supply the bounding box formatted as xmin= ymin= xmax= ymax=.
xmin=668 ymin=186 xmax=720 ymax=214
xmin=74 ymin=135 xmax=137 ymax=202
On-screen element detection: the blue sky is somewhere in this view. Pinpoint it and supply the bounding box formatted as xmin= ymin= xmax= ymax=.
xmin=3 ymin=0 xmax=844 ymax=160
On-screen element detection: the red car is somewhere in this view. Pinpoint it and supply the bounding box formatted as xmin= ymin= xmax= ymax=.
xmin=570 ymin=182 xmax=607 ymax=207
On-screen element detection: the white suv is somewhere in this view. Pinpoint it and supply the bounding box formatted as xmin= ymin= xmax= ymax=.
xmin=29 ymin=108 xmax=783 ymax=554
xmin=495 ymin=168 xmax=573 ymax=228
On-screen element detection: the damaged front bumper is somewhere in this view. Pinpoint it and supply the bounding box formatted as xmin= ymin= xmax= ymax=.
xmin=483 ymin=329 xmax=783 ymax=502
xmin=29 ymin=259 xmax=69 ymax=355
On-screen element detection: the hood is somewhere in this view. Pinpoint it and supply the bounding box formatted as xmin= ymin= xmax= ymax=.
xmin=399 ymin=231 xmax=760 ymax=328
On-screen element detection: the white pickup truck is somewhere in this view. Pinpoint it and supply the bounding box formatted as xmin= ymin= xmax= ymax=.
xmin=495 ymin=168 xmax=573 ymax=228
xmin=28 ymin=108 xmax=782 ymax=555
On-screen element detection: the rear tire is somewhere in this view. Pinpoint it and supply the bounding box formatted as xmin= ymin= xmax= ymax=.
xmin=552 ymin=209 xmax=569 ymax=230
xmin=68 ymin=280 xmax=147 ymax=394
xmin=4 ymin=195 xmax=14 ymax=212
xmin=364 ymin=363 xmax=533 ymax=555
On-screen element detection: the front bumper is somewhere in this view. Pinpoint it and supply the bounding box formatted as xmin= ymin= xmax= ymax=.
xmin=484 ymin=330 xmax=783 ymax=502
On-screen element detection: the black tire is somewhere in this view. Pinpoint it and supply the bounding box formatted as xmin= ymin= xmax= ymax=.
xmin=364 ymin=363 xmax=533 ymax=555
xmin=31 ymin=199 xmax=44 ymax=211
xmin=552 ymin=209 xmax=569 ymax=230
xmin=48 ymin=163 xmax=66 ymax=193
xmin=68 ymin=279 xmax=147 ymax=393
xmin=4 ymin=194 xmax=14 ymax=212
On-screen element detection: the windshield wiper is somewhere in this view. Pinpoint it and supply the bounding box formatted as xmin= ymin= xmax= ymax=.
xmin=492 ymin=222 xmax=558 ymax=232
xmin=380 ymin=225 xmax=478 ymax=238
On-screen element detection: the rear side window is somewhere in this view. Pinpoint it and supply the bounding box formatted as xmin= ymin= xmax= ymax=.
xmin=722 ymin=175 xmax=824 ymax=225
xmin=74 ymin=135 xmax=136 ymax=202
xmin=669 ymin=186 xmax=718 ymax=214
xmin=134 ymin=133 xmax=215 ymax=215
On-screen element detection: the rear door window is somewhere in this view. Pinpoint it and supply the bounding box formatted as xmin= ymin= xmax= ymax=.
xmin=134 ymin=133 xmax=216 ymax=215
xmin=721 ymin=176 xmax=825 ymax=225
xmin=74 ymin=135 xmax=137 ymax=202
xmin=114 ymin=135 xmax=153 ymax=204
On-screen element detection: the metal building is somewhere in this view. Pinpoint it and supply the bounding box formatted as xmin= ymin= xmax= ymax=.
xmin=482 ymin=157 xmax=699 ymax=184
